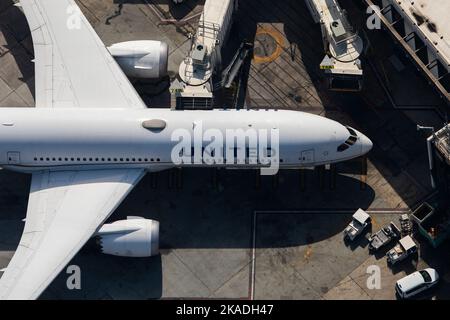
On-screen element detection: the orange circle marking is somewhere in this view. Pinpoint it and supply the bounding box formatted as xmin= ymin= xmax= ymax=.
xmin=253 ymin=26 xmax=285 ymax=64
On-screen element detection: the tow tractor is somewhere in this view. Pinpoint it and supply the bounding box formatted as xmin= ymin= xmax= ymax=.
xmin=368 ymin=222 xmax=401 ymax=252
xmin=386 ymin=235 xmax=418 ymax=265
xmin=344 ymin=209 xmax=371 ymax=241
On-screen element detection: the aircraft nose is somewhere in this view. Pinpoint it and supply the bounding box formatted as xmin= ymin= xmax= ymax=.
xmin=359 ymin=133 xmax=373 ymax=155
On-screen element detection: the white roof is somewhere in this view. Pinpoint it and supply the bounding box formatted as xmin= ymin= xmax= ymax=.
xmin=399 ymin=235 xmax=416 ymax=250
xmin=397 ymin=0 xmax=450 ymax=65
xmin=199 ymin=0 xmax=232 ymax=51
xmin=353 ymin=208 xmax=370 ymax=224
xmin=397 ymin=271 xmax=424 ymax=292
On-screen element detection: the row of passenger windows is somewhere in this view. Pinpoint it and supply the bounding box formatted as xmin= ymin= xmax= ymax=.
xmin=179 ymin=147 xmax=276 ymax=158
xmin=33 ymin=157 xmax=161 ymax=162
xmin=179 ymin=147 xmax=284 ymax=162
xmin=31 ymin=156 xmax=285 ymax=164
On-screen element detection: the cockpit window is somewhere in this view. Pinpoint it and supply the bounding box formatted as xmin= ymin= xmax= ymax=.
xmin=346 ymin=126 xmax=357 ymax=137
xmin=345 ymin=135 xmax=357 ymax=145
xmin=338 ymin=126 xmax=359 ymax=152
xmin=337 ymin=143 xmax=349 ymax=152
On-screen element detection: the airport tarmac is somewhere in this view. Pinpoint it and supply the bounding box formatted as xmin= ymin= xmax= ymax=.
xmin=1 ymin=0 xmax=450 ymax=299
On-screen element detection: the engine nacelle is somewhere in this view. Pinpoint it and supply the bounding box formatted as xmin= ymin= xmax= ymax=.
xmin=96 ymin=217 xmax=159 ymax=257
xmin=107 ymin=40 xmax=168 ymax=79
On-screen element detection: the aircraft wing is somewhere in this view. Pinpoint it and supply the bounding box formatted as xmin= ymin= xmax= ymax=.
xmin=0 ymin=169 xmax=145 ymax=300
xmin=20 ymin=0 xmax=146 ymax=109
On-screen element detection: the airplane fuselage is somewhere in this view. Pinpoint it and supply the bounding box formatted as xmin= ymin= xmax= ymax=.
xmin=0 ymin=108 xmax=372 ymax=173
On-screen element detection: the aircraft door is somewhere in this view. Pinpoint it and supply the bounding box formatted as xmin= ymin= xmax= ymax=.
xmin=300 ymin=149 xmax=315 ymax=164
xmin=7 ymin=152 xmax=21 ymax=165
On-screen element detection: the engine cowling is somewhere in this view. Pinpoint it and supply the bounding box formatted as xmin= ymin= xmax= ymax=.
xmin=96 ymin=217 xmax=159 ymax=257
xmin=107 ymin=40 xmax=168 ymax=79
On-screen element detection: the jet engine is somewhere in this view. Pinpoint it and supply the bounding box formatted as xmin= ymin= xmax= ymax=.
xmin=107 ymin=40 xmax=168 ymax=79
xmin=96 ymin=217 xmax=159 ymax=257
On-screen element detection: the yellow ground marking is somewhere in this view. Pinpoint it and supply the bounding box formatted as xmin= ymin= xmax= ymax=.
xmin=253 ymin=25 xmax=285 ymax=64
xmin=371 ymin=216 xmax=378 ymax=229
xmin=303 ymin=245 xmax=313 ymax=262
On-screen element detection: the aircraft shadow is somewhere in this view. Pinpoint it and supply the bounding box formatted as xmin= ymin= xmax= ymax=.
xmin=30 ymin=166 xmax=372 ymax=299
xmin=115 ymin=0 xmax=205 ymax=21
xmin=114 ymin=167 xmax=375 ymax=249
xmin=0 ymin=1 xmax=35 ymax=102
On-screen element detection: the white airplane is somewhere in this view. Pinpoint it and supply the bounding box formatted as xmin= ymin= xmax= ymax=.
xmin=0 ymin=0 xmax=372 ymax=299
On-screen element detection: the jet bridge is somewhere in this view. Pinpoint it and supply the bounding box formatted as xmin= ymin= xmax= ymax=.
xmin=305 ymin=0 xmax=364 ymax=91
xmin=413 ymin=125 xmax=450 ymax=247
xmin=172 ymin=0 xmax=237 ymax=109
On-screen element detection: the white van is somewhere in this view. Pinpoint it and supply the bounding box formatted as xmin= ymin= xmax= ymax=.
xmin=395 ymin=268 xmax=439 ymax=299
